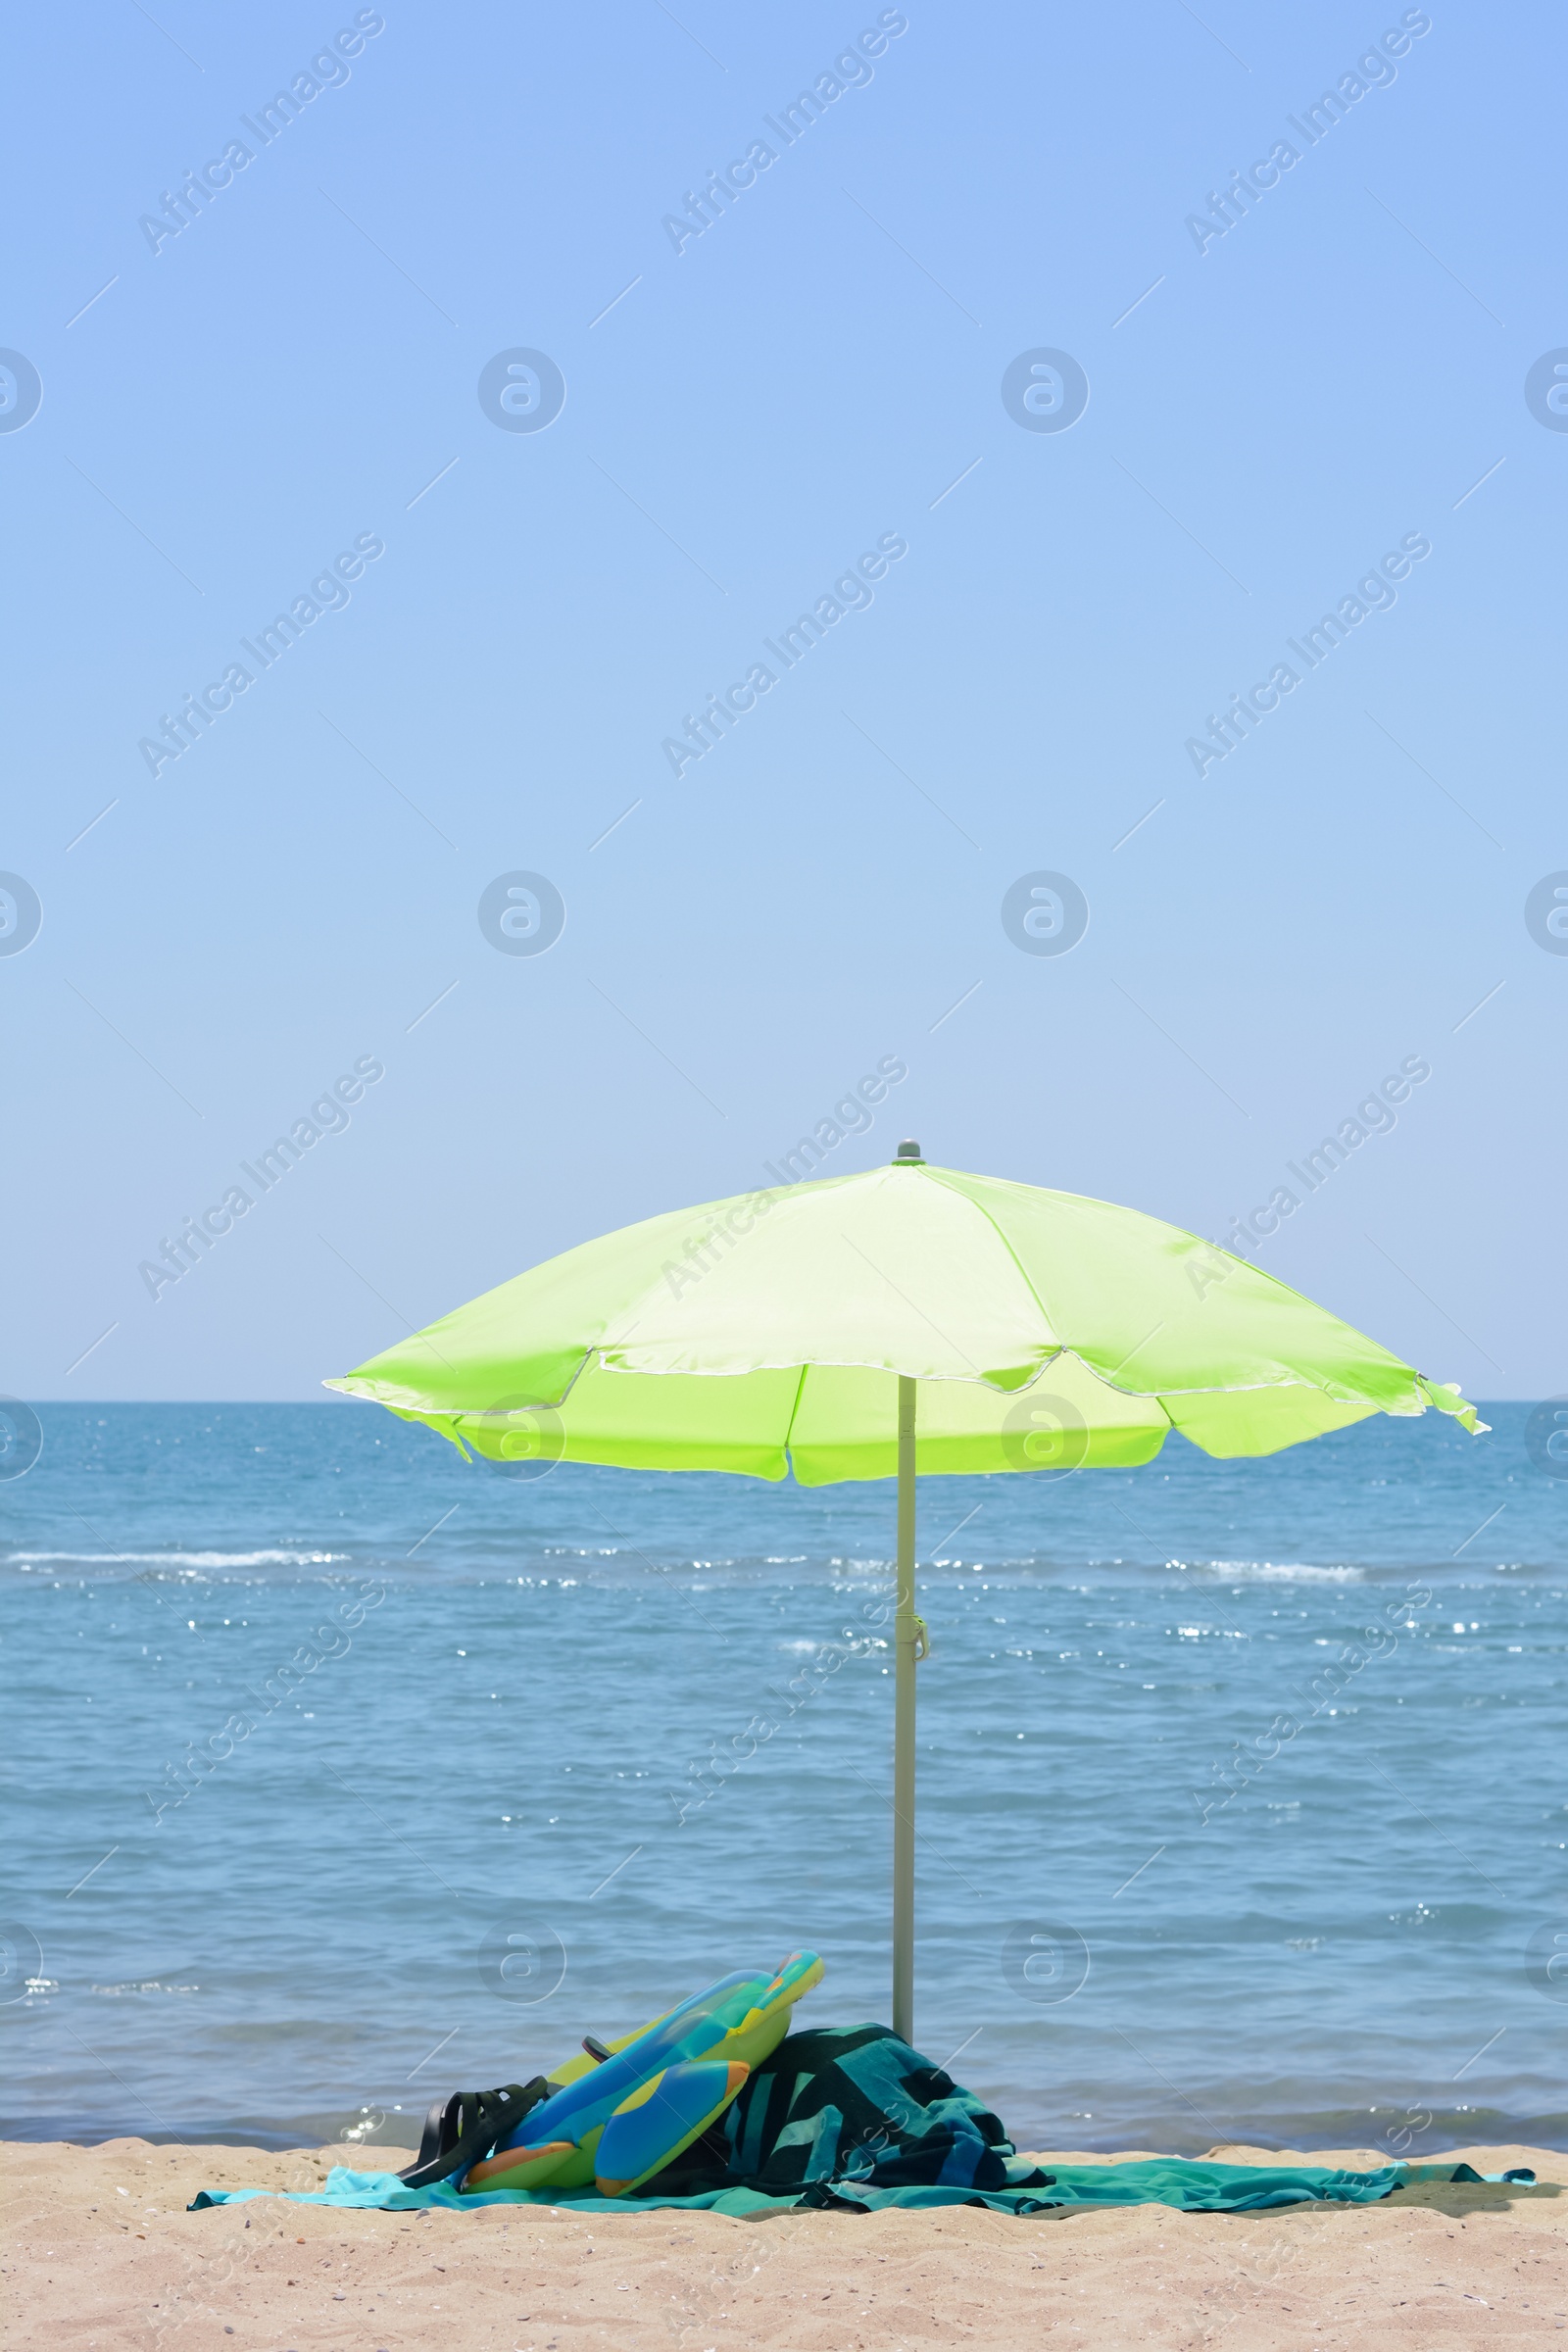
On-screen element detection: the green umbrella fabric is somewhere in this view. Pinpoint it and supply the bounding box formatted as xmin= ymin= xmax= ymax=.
xmin=325 ymin=1158 xmax=1481 ymax=1483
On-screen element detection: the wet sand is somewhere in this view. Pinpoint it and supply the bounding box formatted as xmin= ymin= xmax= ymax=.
xmin=4 ymin=2134 xmax=1563 ymax=2348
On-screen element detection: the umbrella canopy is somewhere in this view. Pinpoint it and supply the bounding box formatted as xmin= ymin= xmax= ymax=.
xmin=327 ymin=1147 xmax=1482 ymax=2039
xmin=327 ymin=1152 xmax=1480 ymax=1473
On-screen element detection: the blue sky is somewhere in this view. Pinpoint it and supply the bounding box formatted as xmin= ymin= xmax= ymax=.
xmin=4 ymin=0 xmax=1563 ymax=1403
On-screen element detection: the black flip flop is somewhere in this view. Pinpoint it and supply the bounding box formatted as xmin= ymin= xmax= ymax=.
xmin=396 ymin=2077 xmax=555 ymax=2189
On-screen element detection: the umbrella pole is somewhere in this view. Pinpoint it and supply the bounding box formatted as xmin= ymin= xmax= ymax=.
xmin=893 ymin=1374 xmax=917 ymax=2045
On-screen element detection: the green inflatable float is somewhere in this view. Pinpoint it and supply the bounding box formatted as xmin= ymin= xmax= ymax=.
xmin=399 ymin=1950 xmax=822 ymax=2197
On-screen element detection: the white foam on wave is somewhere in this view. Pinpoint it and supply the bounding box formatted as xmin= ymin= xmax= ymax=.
xmin=90 ymin=1980 xmax=200 ymax=1996
xmin=1197 ymin=1559 xmax=1365 ymax=1584
xmin=3 ymin=1548 xmax=350 ymax=1569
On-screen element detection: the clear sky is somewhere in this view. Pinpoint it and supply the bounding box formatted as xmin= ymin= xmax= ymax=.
xmin=4 ymin=1 xmax=1562 ymax=1405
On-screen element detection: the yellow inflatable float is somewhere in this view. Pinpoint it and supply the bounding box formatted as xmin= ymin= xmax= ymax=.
xmin=397 ymin=1950 xmax=822 ymax=2197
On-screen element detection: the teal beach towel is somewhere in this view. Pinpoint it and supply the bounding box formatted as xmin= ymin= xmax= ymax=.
xmin=189 ymin=2025 xmax=1535 ymax=2219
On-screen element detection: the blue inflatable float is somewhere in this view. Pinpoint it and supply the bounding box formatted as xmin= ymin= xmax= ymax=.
xmin=403 ymin=1950 xmax=822 ymax=2197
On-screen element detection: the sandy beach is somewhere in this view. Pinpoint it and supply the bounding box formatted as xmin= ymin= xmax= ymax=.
xmin=4 ymin=2134 xmax=1562 ymax=2349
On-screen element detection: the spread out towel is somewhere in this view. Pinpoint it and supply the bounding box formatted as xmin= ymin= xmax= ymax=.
xmin=189 ymin=2025 xmax=1536 ymax=2218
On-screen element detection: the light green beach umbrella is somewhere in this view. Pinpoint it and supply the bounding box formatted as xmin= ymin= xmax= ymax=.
xmin=328 ymin=1144 xmax=1481 ymax=2039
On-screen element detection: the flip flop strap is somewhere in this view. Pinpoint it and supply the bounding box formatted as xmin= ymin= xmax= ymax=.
xmin=396 ymin=2077 xmax=554 ymax=2188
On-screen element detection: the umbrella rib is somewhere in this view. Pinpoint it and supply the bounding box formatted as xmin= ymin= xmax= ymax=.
xmin=918 ymin=1177 xmax=1282 ymax=1401
xmin=1106 ymin=1322 xmax=1167 ymax=1381
xmin=917 ymin=1166 xmax=1180 ymax=1400
xmin=918 ymin=1166 xmax=1060 ymax=1363
xmin=779 ymin=1363 xmax=810 ymax=1471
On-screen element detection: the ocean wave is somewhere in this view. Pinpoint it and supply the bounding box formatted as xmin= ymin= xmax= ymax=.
xmin=91 ymin=1980 xmax=200 ymax=1996
xmin=3 ymin=1548 xmax=351 ymax=1569
xmin=1190 ymin=1559 xmax=1366 ymax=1583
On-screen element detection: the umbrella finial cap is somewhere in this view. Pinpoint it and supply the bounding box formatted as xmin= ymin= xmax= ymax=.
xmin=895 ymin=1139 xmax=923 ymax=1162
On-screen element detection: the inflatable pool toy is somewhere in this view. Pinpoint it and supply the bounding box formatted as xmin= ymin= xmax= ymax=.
xmin=397 ymin=1950 xmax=821 ymax=2198
xmin=470 ymin=1949 xmax=822 ymax=2196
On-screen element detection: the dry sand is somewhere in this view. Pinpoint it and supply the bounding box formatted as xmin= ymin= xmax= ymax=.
xmin=3 ymin=2134 xmax=1564 ymax=2349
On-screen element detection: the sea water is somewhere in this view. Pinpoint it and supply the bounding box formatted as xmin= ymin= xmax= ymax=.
xmin=3 ymin=1401 xmax=1565 ymax=2157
